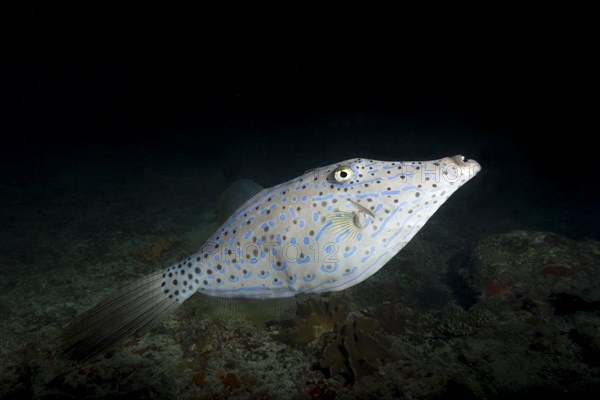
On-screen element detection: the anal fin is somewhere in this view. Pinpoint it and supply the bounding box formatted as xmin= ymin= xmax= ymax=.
xmin=193 ymin=294 xmax=298 ymax=326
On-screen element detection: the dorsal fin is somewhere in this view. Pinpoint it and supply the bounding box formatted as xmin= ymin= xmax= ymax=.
xmin=217 ymin=179 xmax=264 ymax=223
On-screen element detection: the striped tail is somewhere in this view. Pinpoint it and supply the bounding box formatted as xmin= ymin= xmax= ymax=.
xmin=60 ymin=271 xmax=181 ymax=360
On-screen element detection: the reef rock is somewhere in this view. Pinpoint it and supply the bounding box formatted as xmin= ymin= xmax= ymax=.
xmin=319 ymin=315 xmax=391 ymax=383
xmin=457 ymin=230 xmax=600 ymax=301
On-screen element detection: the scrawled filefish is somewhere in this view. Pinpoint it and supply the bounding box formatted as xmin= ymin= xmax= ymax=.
xmin=61 ymin=155 xmax=481 ymax=359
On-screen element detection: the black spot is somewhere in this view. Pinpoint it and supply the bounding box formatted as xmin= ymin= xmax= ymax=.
xmin=203 ymin=280 xmax=208 ymax=285
xmin=161 ymin=282 xmax=166 ymax=287
xmin=175 ymin=290 xmax=179 ymax=295
xmin=207 ymin=269 xmax=213 ymax=274
xmin=168 ymin=272 xmax=173 ymax=277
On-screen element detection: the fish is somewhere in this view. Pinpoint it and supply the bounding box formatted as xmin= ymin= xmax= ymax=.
xmin=60 ymin=155 xmax=481 ymax=359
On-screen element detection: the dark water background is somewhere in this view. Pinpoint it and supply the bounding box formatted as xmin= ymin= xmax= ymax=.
xmin=1 ymin=2 xmax=598 ymax=399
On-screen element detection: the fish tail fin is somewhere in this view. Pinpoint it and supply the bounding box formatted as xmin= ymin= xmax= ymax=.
xmin=60 ymin=271 xmax=181 ymax=360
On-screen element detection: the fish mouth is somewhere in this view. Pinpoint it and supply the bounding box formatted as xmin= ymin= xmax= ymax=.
xmin=450 ymin=154 xmax=482 ymax=175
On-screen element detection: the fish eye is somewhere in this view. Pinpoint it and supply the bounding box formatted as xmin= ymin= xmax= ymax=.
xmin=333 ymin=165 xmax=353 ymax=183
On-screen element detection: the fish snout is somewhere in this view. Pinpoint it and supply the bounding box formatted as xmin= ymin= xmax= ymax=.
xmin=444 ymin=155 xmax=482 ymax=182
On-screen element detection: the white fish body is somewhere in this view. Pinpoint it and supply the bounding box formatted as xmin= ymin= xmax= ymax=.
xmin=61 ymin=155 xmax=481 ymax=359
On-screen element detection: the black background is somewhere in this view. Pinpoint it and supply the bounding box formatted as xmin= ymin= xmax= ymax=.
xmin=0 ymin=1 xmax=594 ymax=233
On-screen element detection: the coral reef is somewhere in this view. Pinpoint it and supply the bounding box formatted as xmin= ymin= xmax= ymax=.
xmin=2 ymin=223 xmax=600 ymax=399
xmin=319 ymin=315 xmax=392 ymax=383
xmin=436 ymin=303 xmax=496 ymax=337
xmin=134 ymin=236 xmax=173 ymax=261
xmin=275 ymin=294 xmax=347 ymax=345
xmin=458 ymin=230 xmax=600 ymax=301
xmin=190 ymin=370 xmax=242 ymax=399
